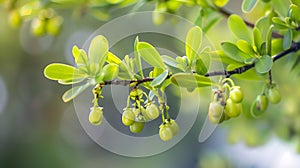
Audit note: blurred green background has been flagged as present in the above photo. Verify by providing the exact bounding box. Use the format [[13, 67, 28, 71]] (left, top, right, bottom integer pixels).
[[1, 0, 300, 167]]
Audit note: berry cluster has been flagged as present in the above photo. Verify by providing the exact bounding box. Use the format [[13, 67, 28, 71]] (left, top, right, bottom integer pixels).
[[208, 79, 244, 124], [89, 85, 179, 141], [251, 82, 281, 117]]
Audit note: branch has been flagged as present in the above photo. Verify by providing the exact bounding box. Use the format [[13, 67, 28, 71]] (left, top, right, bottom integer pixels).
[[217, 8, 283, 38], [103, 41, 300, 86], [205, 41, 300, 77]]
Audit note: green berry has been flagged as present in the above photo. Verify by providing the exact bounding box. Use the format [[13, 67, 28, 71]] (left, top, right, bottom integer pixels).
[[129, 122, 144, 134], [250, 95, 268, 117], [46, 16, 63, 36], [229, 86, 243, 103], [31, 18, 46, 36], [8, 10, 22, 28], [267, 87, 281, 104], [145, 103, 160, 120], [208, 102, 224, 124], [89, 107, 103, 126], [169, 119, 179, 136], [122, 108, 135, 126], [159, 124, 173, 141], [224, 99, 242, 118]]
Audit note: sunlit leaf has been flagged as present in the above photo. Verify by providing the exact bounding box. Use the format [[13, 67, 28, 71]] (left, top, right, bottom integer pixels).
[[44, 63, 86, 80], [221, 42, 251, 63], [253, 27, 263, 52], [213, 0, 229, 7], [151, 69, 168, 87], [58, 78, 85, 85], [186, 26, 202, 65], [242, 0, 258, 13], [72, 45, 89, 67], [236, 40, 255, 55], [255, 55, 273, 74], [88, 35, 109, 74], [107, 52, 122, 64], [137, 42, 166, 69], [171, 73, 217, 89], [134, 36, 144, 78], [62, 83, 90, 102], [101, 63, 119, 81], [228, 14, 251, 43]]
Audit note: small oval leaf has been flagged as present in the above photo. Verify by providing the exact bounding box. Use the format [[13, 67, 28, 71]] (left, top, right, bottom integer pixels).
[[171, 73, 217, 89], [151, 69, 168, 87], [242, 0, 258, 13], [88, 35, 109, 74], [137, 42, 166, 69], [186, 26, 203, 65], [255, 55, 273, 74], [62, 83, 90, 102], [228, 14, 251, 43], [44, 63, 85, 81]]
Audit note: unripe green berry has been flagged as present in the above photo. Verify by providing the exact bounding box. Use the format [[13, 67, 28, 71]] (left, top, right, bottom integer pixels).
[[250, 95, 268, 117], [145, 103, 160, 120], [159, 124, 173, 141], [122, 108, 135, 126], [224, 99, 242, 118], [169, 119, 179, 136], [89, 107, 103, 126], [8, 10, 22, 28], [229, 86, 243, 103], [208, 102, 225, 124], [46, 16, 63, 36], [267, 87, 281, 104], [31, 18, 46, 36], [129, 122, 145, 134]]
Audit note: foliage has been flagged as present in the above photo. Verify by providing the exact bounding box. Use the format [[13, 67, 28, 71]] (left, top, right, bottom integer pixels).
[[3, 0, 300, 149]]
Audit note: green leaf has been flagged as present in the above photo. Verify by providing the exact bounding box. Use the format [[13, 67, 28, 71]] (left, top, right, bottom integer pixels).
[[195, 58, 207, 75], [72, 45, 89, 68], [266, 25, 274, 55], [242, 0, 258, 13], [186, 26, 202, 65], [256, 16, 272, 41], [170, 73, 217, 89], [253, 27, 263, 52], [137, 42, 166, 69], [228, 14, 252, 43], [101, 63, 119, 81], [62, 83, 90, 102], [107, 52, 122, 64], [272, 17, 290, 30], [161, 55, 183, 73], [58, 78, 85, 85], [291, 0, 300, 7], [213, 0, 229, 7], [151, 69, 168, 87], [255, 55, 273, 74], [44, 63, 85, 80], [283, 29, 293, 50], [134, 36, 144, 78], [118, 62, 133, 80], [212, 50, 243, 65], [236, 40, 255, 55], [88, 35, 109, 74], [221, 42, 251, 63]]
